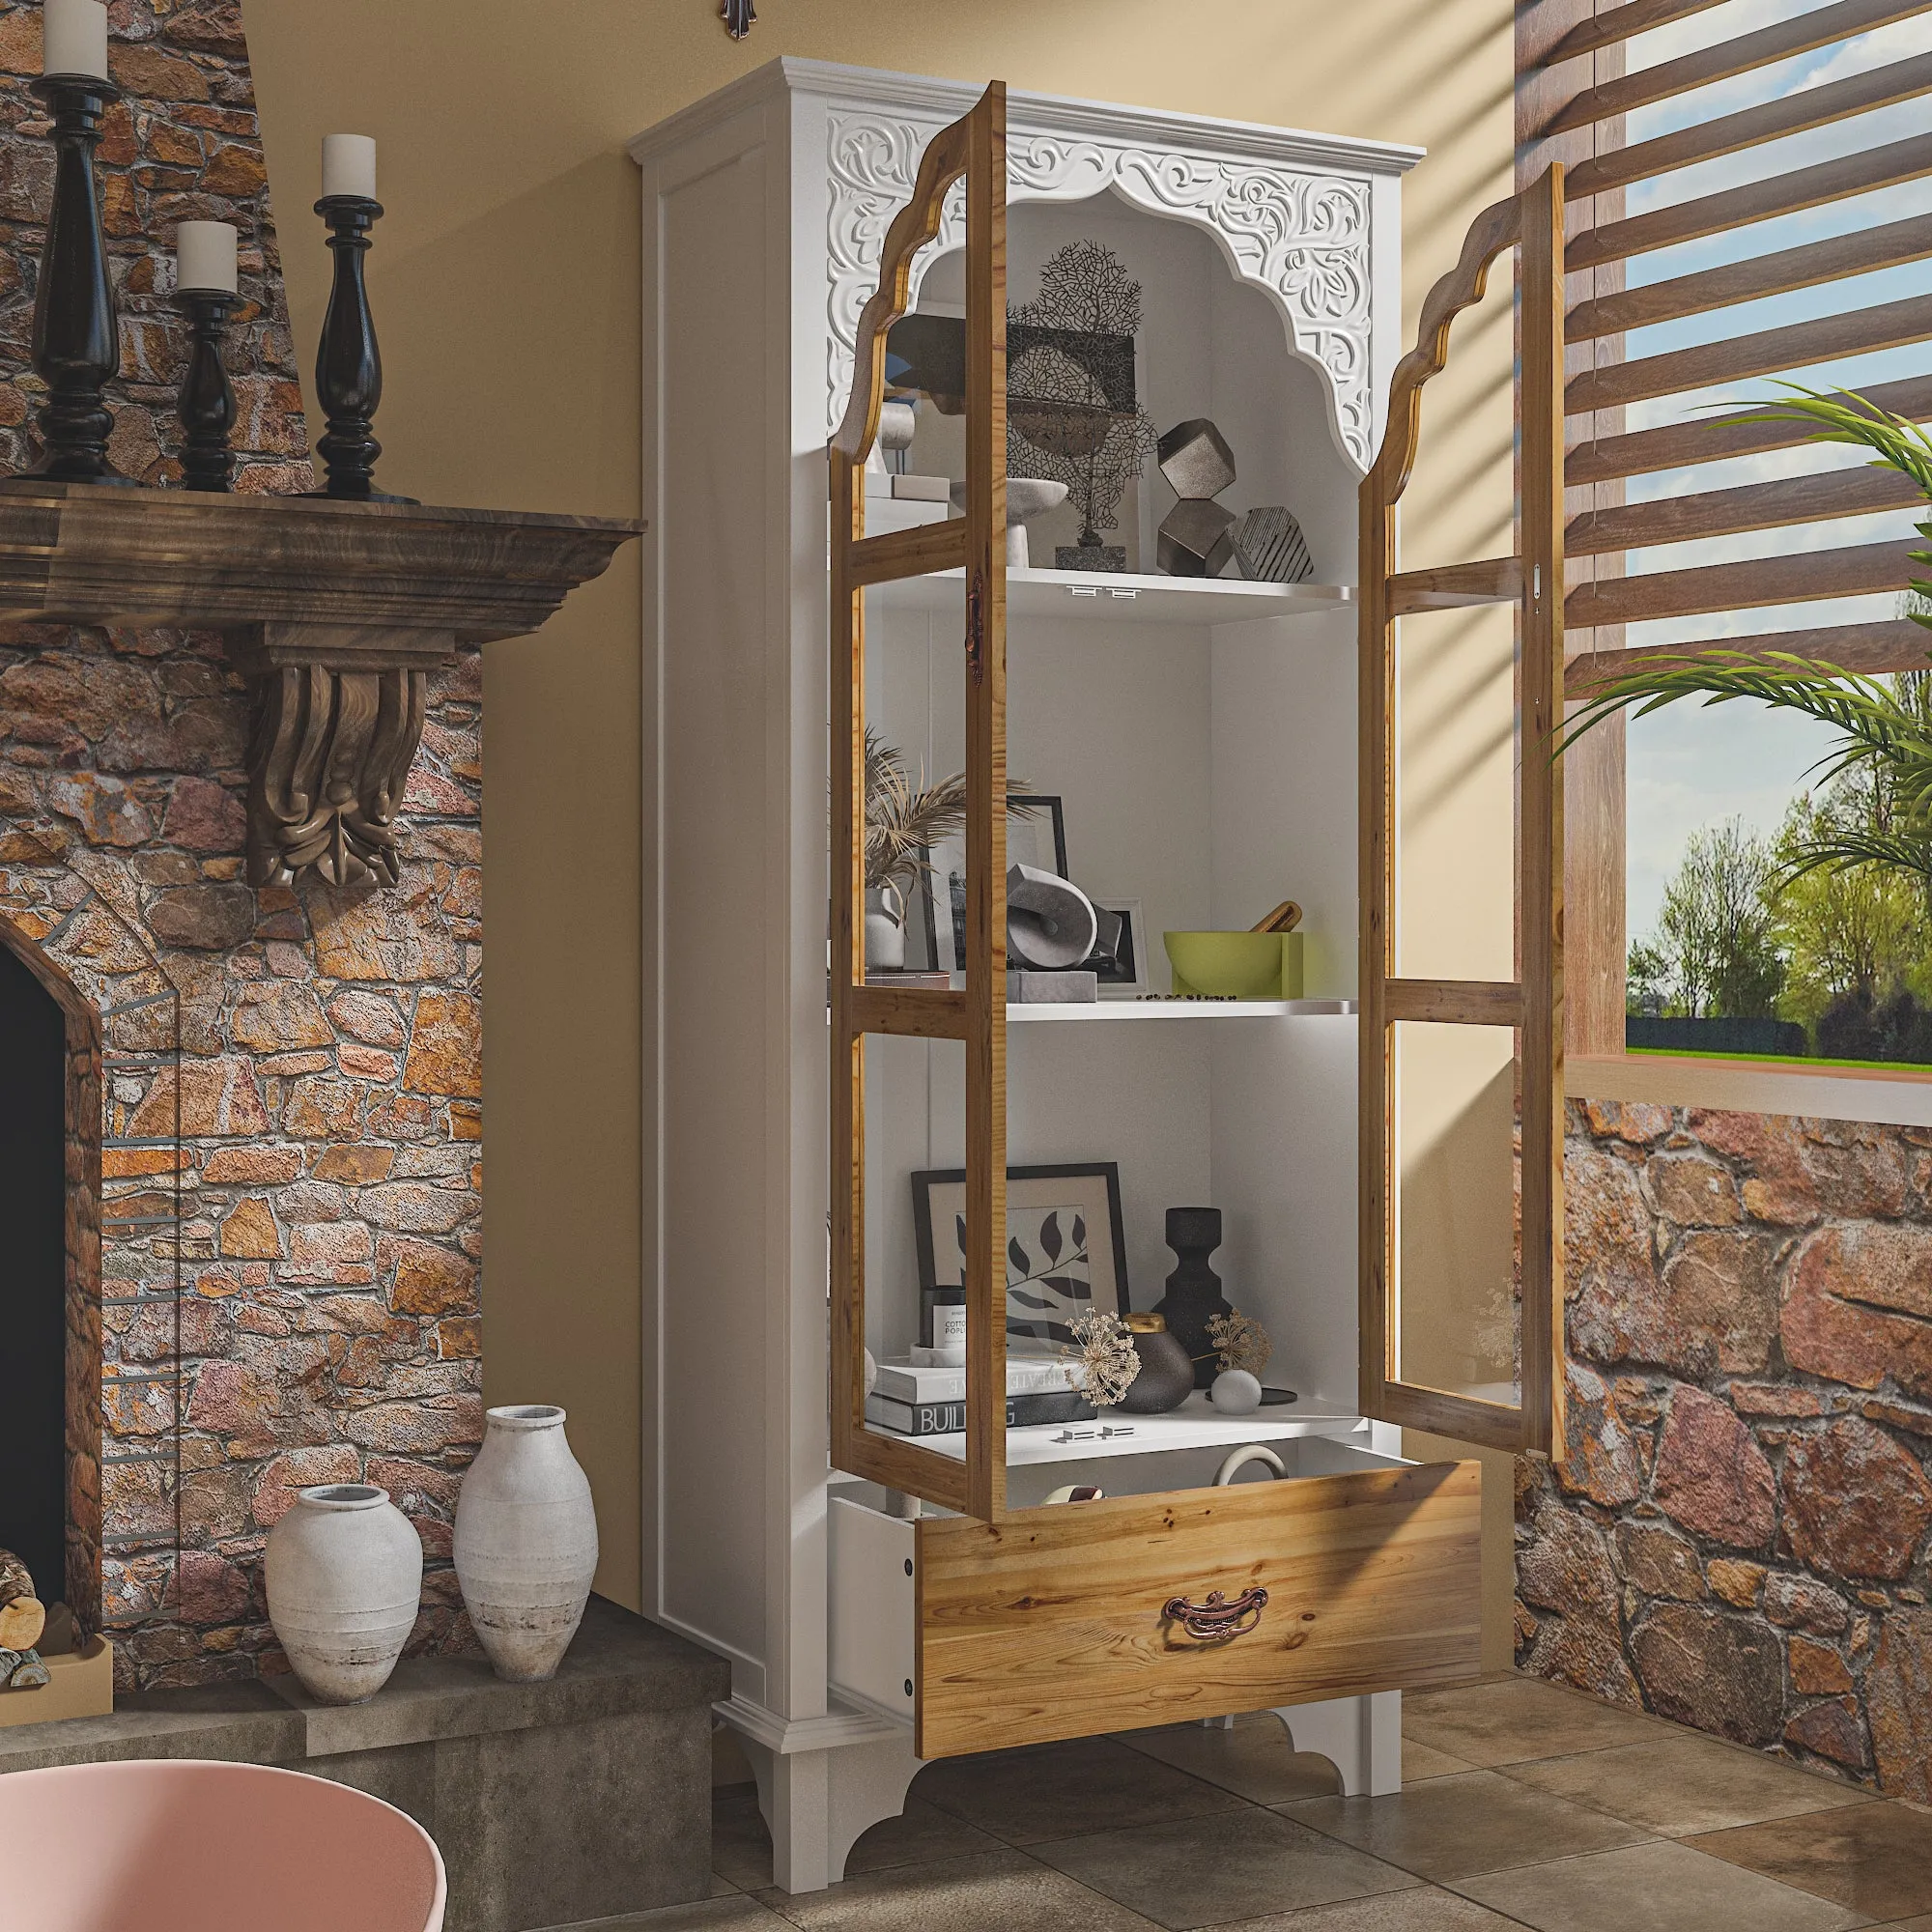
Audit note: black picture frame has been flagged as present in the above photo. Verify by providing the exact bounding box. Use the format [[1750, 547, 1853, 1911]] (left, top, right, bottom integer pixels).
[[1089, 898, 1143, 991], [911, 1160, 1130, 1349]]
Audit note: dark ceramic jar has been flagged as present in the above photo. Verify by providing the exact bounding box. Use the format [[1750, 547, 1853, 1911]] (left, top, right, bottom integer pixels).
[[1117, 1312, 1196, 1413], [1152, 1206, 1234, 1388]]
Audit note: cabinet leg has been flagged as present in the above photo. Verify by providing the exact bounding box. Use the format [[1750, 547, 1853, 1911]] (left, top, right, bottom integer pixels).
[[742, 1738, 832, 1893], [1275, 1690, 1401, 1797], [827, 1732, 926, 1885], [740, 1732, 924, 1893]]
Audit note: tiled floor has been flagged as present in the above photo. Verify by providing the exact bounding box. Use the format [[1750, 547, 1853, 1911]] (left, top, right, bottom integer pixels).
[[578, 1675, 1932, 1930]]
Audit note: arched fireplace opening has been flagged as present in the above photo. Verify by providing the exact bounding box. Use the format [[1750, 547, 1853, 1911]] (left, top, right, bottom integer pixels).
[[0, 937, 69, 1608]]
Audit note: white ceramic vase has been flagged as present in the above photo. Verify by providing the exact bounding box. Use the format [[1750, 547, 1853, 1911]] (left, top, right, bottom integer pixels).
[[265, 1483, 423, 1705], [454, 1404, 599, 1683], [864, 883, 906, 970]]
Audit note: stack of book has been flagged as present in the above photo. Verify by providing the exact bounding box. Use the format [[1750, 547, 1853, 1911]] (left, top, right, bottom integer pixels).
[[866, 1354, 1094, 1436]]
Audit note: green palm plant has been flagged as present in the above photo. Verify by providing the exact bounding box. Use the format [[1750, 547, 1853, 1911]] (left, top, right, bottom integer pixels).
[[1562, 385, 1932, 891]]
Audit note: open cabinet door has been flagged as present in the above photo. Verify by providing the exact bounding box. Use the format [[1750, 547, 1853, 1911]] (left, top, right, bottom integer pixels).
[[828, 83, 1010, 1520], [1359, 166, 1567, 1460]]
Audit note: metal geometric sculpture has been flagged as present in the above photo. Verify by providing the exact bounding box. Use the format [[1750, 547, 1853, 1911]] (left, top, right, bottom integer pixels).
[[1231, 504, 1315, 584], [1008, 242, 1157, 573], [1157, 497, 1236, 578], [1154, 414, 1237, 578], [1156, 419, 1236, 502]]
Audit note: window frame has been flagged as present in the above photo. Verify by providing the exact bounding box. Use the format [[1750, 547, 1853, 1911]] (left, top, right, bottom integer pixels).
[[1520, 0, 1932, 1128]]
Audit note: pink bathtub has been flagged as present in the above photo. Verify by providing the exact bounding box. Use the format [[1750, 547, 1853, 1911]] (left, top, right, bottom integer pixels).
[[0, 1758, 445, 1932]]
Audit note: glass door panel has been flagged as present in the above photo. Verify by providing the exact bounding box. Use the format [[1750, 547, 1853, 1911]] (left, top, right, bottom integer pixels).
[[1392, 1020, 1520, 1411]]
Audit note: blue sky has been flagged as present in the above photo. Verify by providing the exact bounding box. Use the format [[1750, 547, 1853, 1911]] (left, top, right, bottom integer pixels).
[[1612, 0, 1932, 937]]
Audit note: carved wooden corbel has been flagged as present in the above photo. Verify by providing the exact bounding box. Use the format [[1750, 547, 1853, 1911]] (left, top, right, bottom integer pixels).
[[227, 623, 451, 890]]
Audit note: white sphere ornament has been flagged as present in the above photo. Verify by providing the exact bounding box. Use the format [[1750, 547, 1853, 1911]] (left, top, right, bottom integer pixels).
[[1210, 1369, 1263, 1414], [455, 1404, 599, 1682], [266, 1483, 423, 1705]]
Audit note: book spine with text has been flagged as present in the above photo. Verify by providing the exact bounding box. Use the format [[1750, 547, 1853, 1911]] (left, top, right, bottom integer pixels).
[[864, 1390, 1096, 1435]]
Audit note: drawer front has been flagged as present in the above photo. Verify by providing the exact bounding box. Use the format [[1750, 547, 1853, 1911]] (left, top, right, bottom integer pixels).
[[915, 1459, 1481, 1757]]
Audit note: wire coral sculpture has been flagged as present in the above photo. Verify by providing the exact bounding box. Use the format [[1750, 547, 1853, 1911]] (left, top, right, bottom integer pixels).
[[1009, 241, 1157, 563]]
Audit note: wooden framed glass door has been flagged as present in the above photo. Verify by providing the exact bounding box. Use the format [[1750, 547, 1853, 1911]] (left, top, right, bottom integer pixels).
[[1358, 166, 1568, 1459], [829, 82, 1010, 1520]]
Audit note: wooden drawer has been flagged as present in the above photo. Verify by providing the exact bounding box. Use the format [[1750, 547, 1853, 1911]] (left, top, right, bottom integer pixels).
[[912, 1455, 1481, 1757]]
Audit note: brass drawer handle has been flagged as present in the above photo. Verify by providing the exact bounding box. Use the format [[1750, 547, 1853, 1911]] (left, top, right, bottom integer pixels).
[[1163, 1585, 1268, 1640]]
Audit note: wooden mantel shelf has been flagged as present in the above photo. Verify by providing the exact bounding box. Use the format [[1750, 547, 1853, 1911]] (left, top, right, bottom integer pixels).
[[0, 482, 641, 889], [0, 481, 639, 639]]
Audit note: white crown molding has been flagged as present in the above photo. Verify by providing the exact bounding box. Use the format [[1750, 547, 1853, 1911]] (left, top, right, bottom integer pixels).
[[629, 58, 1425, 181]]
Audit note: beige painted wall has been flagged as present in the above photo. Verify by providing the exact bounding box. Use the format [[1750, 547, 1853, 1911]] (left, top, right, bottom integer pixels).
[[243, 0, 1516, 1650]]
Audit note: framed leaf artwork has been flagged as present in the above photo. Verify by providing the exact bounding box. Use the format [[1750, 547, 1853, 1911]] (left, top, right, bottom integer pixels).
[[910, 1163, 1129, 1351]]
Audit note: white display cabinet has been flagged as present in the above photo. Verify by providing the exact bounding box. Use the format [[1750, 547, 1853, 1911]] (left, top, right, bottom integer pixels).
[[632, 60, 1466, 1892]]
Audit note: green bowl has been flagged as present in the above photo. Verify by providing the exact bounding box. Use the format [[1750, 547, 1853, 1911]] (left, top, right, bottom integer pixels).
[[1163, 930, 1299, 1000]]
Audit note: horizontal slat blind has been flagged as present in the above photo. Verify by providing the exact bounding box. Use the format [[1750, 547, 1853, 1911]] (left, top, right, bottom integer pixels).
[[1566, 465, 1923, 554], [1568, 618, 1929, 692], [1547, 0, 1929, 134], [1566, 372, 1932, 483], [1568, 131, 1932, 270], [1542, 0, 1725, 66], [1569, 213, 1932, 339], [1567, 539, 1920, 628], [1567, 292, 1932, 411], [1531, 0, 1932, 659], [1564, 49, 1932, 199]]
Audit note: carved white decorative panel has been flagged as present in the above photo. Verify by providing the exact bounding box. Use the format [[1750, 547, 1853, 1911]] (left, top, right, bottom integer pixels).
[[825, 108, 1376, 466]]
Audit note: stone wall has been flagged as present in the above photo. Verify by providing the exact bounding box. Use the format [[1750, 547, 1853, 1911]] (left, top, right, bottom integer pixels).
[[1520, 1099, 1932, 1800], [0, 2, 484, 1686]]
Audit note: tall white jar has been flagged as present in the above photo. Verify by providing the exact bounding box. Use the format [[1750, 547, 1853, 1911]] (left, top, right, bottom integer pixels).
[[265, 1483, 423, 1705], [454, 1405, 599, 1682]]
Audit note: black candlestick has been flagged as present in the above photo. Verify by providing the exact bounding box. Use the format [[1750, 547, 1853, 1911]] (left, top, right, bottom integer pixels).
[[18, 74, 134, 485], [175, 289, 238, 492], [308, 194, 413, 502]]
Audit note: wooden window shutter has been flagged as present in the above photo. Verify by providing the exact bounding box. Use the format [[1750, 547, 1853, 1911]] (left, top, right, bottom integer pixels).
[[1520, 0, 1932, 1054]]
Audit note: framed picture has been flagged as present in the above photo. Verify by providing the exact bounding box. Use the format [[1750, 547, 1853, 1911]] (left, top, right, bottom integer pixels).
[[920, 794, 1068, 975], [911, 1162, 1129, 1350], [1090, 897, 1147, 996]]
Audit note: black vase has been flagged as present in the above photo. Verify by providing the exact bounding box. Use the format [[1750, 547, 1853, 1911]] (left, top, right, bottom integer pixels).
[[1117, 1314, 1195, 1413], [1152, 1207, 1233, 1389]]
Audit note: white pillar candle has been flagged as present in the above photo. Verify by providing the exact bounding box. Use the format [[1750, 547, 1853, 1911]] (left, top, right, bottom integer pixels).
[[176, 220, 238, 295], [43, 0, 109, 79], [321, 133, 377, 201]]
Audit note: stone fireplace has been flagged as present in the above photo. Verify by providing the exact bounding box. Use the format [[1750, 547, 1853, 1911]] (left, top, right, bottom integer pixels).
[[0, 1, 488, 1686]]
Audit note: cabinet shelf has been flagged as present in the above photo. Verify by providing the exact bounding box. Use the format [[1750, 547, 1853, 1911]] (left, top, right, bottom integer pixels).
[[872, 565, 1354, 627], [1006, 998, 1356, 1021], [870, 1397, 1375, 1466]]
